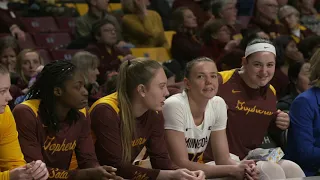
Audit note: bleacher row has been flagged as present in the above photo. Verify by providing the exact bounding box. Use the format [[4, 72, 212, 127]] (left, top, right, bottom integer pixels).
[[3, 2, 252, 64]]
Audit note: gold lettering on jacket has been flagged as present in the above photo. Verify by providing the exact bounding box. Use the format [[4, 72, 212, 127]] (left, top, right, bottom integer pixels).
[[49, 168, 69, 179], [132, 138, 146, 147], [132, 171, 148, 180], [43, 136, 76, 155], [235, 100, 273, 116]]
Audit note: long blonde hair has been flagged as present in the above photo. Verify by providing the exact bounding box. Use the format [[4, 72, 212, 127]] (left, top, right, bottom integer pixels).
[[16, 49, 44, 84], [309, 49, 320, 88], [117, 58, 162, 163], [71, 51, 99, 86]]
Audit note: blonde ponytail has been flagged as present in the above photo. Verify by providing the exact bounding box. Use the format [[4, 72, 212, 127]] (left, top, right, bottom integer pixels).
[[117, 58, 162, 163]]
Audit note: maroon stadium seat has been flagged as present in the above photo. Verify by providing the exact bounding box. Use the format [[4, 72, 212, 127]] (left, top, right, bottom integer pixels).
[[55, 17, 76, 32], [33, 33, 72, 49], [36, 49, 53, 65], [18, 33, 36, 49], [50, 49, 79, 61], [19, 17, 59, 33], [55, 17, 76, 38]]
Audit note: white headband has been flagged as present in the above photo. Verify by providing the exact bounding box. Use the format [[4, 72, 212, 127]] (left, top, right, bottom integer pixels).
[[245, 43, 276, 58]]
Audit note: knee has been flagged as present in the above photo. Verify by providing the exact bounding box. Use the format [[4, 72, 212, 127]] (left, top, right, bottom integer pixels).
[[278, 160, 305, 178], [257, 161, 286, 180]]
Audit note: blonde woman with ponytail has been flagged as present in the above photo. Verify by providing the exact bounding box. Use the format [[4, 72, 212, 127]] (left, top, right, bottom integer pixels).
[[89, 58, 205, 180]]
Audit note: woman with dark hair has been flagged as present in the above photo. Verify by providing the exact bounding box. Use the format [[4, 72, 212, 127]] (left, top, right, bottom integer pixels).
[[277, 61, 311, 112], [201, 19, 240, 70], [12, 60, 123, 180], [171, 7, 202, 70], [270, 35, 304, 99]]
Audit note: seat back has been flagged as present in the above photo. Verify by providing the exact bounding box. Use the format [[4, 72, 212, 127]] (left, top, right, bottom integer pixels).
[[130, 48, 171, 63], [33, 33, 72, 49], [50, 49, 80, 61], [19, 17, 59, 33]]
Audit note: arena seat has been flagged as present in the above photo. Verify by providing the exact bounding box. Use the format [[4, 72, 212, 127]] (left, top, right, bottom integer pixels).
[[164, 31, 176, 49], [19, 17, 59, 33], [130, 48, 171, 63], [33, 33, 72, 49]]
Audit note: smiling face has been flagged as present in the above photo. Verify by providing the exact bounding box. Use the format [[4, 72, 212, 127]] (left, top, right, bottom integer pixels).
[[185, 61, 219, 100], [243, 51, 276, 88], [0, 48, 16, 71]]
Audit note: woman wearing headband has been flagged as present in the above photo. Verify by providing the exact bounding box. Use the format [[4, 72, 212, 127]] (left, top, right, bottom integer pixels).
[[204, 38, 305, 179]]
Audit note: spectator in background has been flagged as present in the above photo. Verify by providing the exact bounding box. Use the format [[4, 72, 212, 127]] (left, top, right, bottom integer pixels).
[[277, 61, 311, 112], [121, 0, 168, 48], [86, 19, 132, 85], [171, 7, 201, 70], [271, 35, 304, 99], [296, 0, 320, 35], [201, 19, 240, 70], [0, 36, 19, 73], [0, 7, 25, 41], [285, 49, 320, 176], [15, 49, 44, 95], [211, 0, 243, 39], [76, 0, 128, 47], [71, 51, 102, 107], [298, 35, 320, 61], [172, 0, 213, 27], [279, 5, 314, 43], [248, 0, 284, 39]]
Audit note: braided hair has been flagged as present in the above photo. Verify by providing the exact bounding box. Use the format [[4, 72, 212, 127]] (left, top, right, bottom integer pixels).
[[26, 60, 80, 132]]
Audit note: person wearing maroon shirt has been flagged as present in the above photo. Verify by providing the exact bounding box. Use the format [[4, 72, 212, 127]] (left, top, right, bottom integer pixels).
[[172, 0, 213, 28], [89, 58, 205, 180], [201, 19, 240, 70], [204, 38, 305, 179], [12, 60, 123, 180], [171, 7, 202, 70], [271, 35, 304, 99], [248, 0, 284, 39], [278, 5, 314, 43], [86, 19, 132, 85]]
